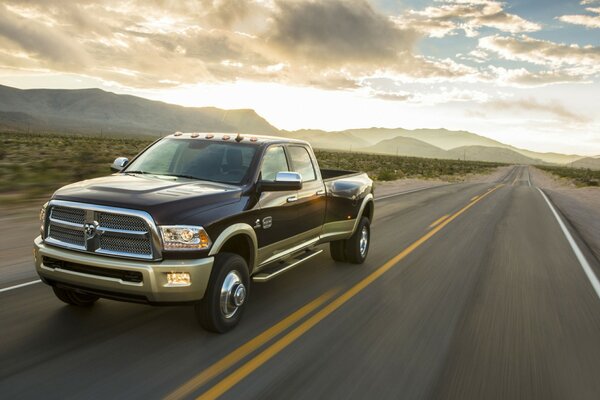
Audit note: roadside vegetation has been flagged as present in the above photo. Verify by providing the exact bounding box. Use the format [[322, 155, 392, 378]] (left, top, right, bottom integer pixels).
[[0, 132, 152, 205], [537, 165, 600, 187], [1, 132, 502, 206], [315, 150, 502, 181]]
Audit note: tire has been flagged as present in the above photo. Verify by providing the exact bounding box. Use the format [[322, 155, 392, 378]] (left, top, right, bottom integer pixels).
[[329, 240, 347, 262], [195, 253, 250, 333], [329, 217, 371, 264], [345, 217, 370, 264], [52, 287, 99, 307]]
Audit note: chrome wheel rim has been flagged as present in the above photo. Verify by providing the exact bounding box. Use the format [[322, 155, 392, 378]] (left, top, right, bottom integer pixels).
[[359, 225, 369, 257], [220, 270, 245, 319]]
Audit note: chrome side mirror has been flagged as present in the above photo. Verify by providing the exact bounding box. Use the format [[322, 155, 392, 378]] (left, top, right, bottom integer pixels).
[[111, 157, 129, 172], [260, 171, 303, 191]]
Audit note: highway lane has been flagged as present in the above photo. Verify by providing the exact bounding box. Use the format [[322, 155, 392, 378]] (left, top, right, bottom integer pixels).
[[1, 166, 600, 399]]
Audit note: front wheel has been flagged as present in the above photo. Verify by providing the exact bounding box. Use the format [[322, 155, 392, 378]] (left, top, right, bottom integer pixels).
[[195, 253, 249, 333]]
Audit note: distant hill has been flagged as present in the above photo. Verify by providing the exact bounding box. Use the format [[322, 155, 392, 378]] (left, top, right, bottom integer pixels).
[[278, 129, 371, 151], [446, 146, 544, 164], [0, 84, 278, 135], [570, 157, 600, 170], [0, 111, 41, 131], [0, 84, 591, 165], [365, 136, 447, 159], [283, 127, 578, 165]]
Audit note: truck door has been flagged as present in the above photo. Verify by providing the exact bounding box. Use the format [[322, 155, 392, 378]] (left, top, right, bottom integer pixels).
[[286, 145, 327, 240], [255, 145, 300, 264]]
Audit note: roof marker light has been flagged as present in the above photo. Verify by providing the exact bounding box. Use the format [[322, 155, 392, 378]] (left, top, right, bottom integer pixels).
[[222, 135, 231, 140], [250, 137, 258, 142], [174, 132, 182, 136], [191, 133, 199, 138], [205, 134, 214, 139]]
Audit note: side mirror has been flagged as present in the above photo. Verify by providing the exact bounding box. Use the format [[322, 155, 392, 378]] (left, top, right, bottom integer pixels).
[[111, 157, 129, 172], [260, 171, 302, 191]]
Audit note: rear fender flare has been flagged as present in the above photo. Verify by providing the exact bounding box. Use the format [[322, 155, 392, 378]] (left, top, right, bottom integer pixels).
[[351, 193, 374, 235]]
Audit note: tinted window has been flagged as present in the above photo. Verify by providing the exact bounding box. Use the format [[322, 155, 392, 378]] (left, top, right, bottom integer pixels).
[[124, 138, 257, 184], [288, 146, 316, 181], [260, 146, 289, 181]]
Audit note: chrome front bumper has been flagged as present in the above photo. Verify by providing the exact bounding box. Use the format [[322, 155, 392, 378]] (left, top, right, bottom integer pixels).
[[33, 236, 213, 303]]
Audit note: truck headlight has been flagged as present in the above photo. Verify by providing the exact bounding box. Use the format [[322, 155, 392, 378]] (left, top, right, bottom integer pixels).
[[159, 226, 212, 250], [39, 202, 48, 237]]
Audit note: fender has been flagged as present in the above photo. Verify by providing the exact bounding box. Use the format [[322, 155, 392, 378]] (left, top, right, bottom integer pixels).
[[208, 223, 258, 271], [351, 193, 374, 235]]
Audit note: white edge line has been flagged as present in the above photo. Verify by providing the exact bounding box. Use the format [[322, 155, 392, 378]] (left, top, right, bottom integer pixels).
[[376, 184, 450, 201], [537, 188, 600, 300], [0, 279, 42, 293]]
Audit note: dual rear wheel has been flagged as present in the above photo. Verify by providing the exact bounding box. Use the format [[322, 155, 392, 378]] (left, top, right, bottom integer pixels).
[[330, 216, 370, 264]]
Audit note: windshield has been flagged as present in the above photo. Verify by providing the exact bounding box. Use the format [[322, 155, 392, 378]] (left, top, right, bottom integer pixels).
[[124, 138, 257, 184]]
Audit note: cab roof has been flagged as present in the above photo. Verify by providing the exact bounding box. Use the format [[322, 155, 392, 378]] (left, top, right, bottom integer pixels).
[[164, 132, 309, 147]]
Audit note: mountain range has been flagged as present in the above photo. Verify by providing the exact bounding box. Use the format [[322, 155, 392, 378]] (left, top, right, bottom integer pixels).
[[0, 84, 597, 169]]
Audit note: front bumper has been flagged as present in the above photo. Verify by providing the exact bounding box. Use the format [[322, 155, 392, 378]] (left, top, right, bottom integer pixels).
[[33, 236, 213, 303]]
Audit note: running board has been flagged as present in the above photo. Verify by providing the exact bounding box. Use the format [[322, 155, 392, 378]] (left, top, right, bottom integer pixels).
[[252, 249, 324, 283]]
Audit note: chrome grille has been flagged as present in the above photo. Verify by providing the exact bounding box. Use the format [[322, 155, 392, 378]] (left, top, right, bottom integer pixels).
[[51, 207, 85, 224], [98, 213, 147, 232], [99, 233, 152, 255], [45, 202, 157, 260], [48, 224, 85, 247]]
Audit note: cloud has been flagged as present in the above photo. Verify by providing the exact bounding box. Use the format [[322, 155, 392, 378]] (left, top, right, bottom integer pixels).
[[487, 66, 590, 87], [558, 5, 600, 29], [478, 35, 600, 71], [396, 0, 541, 38], [0, 0, 593, 95], [484, 98, 591, 123], [0, 0, 479, 90], [0, 4, 89, 68], [268, 0, 417, 66]]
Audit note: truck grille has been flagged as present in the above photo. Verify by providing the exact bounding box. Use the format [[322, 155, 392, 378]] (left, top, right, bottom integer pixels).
[[45, 203, 158, 260]]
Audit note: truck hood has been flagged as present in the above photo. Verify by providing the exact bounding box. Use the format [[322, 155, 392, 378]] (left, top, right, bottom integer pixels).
[[52, 174, 243, 224]]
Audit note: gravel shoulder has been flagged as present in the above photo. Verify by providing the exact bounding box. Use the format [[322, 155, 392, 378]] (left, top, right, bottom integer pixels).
[[530, 166, 600, 263]]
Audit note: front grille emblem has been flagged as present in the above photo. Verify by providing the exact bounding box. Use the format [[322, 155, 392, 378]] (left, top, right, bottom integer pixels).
[[84, 219, 100, 251], [84, 222, 98, 237]]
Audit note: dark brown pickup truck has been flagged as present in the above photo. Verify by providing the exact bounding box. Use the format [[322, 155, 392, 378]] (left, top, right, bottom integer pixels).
[[34, 133, 374, 332]]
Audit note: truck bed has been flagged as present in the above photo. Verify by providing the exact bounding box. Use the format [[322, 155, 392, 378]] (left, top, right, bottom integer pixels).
[[320, 168, 364, 181]]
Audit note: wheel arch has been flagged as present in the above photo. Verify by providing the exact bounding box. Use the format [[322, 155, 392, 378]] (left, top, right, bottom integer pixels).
[[350, 194, 374, 235], [208, 223, 258, 273]]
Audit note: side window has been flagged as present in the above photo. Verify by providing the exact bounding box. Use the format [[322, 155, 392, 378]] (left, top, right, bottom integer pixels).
[[260, 146, 289, 181], [288, 146, 316, 182]]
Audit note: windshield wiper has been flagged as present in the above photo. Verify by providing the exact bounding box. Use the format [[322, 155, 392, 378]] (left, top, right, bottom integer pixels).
[[160, 173, 201, 180], [124, 170, 152, 175]]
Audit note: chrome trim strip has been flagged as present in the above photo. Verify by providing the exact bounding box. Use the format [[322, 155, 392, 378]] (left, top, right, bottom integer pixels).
[[45, 199, 162, 261], [45, 237, 85, 251], [97, 227, 148, 236], [258, 236, 320, 268], [48, 218, 85, 230], [253, 249, 323, 282]]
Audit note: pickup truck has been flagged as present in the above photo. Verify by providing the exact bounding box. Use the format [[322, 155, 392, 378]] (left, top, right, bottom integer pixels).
[[34, 133, 374, 332]]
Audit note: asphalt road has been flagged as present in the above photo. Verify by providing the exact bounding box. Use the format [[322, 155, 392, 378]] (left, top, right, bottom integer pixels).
[[2, 166, 600, 400]]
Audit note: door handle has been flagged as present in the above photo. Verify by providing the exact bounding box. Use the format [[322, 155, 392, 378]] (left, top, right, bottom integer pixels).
[[287, 195, 298, 203], [316, 189, 326, 196]]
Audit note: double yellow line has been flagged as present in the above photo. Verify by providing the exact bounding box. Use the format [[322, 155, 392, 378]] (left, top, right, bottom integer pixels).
[[167, 184, 503, 400]]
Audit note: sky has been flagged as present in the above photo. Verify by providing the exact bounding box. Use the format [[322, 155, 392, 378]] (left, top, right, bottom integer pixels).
[[0, 0, 599, 155]]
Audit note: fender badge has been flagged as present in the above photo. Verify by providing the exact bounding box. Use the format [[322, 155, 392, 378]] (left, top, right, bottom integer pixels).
[[262, 216, 273, 229]]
